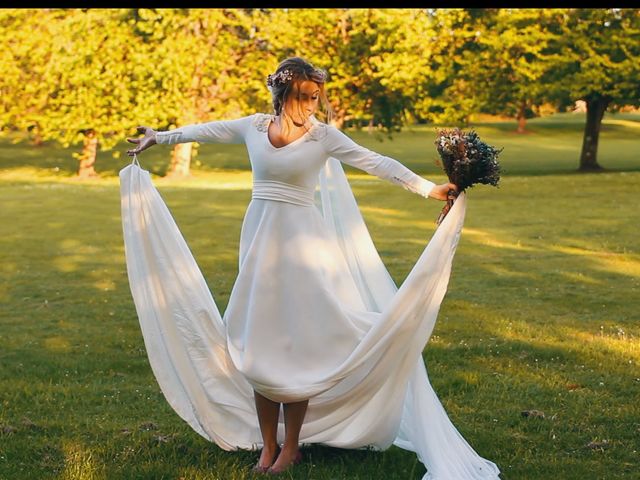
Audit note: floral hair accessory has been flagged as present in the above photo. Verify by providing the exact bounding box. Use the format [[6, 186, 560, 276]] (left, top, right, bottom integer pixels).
[[266, 69, 294, 88]]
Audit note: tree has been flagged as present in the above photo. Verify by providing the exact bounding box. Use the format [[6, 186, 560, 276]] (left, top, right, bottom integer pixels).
[[546, 8, 640, 170], [0, 9, 61, 147], [0, 9, 272, 178], [0, 9, 149, 178], [258, 8, 447, 134], [126, 8, 274, 177], [458, 9, 562, 133]]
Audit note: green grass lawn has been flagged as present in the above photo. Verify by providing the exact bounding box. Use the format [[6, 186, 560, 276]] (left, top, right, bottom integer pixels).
[[0, 113, 638, 479]]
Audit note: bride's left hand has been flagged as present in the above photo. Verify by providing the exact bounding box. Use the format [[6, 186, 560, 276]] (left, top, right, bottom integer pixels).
[[429, 182, 458, 201]]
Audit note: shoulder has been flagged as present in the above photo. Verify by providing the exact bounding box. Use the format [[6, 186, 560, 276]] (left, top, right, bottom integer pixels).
[[251, 113, 273, 132], [315, 122, 356, 149], [309, 118, 337, 143]]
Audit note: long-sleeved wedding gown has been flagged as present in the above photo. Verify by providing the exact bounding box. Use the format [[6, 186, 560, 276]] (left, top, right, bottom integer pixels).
[[119, 113, 501, 479]]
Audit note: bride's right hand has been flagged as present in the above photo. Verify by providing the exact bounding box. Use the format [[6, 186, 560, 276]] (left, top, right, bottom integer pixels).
[[429, 182, 458, 201], [127, 126, 157, 156]]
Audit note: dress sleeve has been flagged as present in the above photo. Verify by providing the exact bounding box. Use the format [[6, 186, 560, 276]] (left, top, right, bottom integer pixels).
[[322, 125, 436, 199], [155, 114, 255, 145]]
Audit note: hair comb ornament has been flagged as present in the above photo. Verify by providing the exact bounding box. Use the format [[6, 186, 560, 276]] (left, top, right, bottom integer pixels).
[[266, 69, 294, 88]]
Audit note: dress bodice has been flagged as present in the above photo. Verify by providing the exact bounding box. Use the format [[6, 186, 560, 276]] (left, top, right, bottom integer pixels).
[[245, 113, 330, 192]]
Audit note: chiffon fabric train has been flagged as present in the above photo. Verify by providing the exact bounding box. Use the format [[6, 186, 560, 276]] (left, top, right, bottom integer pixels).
[[119, 113, 501, 479]]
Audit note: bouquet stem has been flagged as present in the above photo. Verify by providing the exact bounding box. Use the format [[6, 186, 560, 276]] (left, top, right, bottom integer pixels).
[[436, 188, 459, 225]]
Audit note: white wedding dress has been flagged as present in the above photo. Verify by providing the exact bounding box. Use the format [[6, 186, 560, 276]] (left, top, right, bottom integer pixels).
[[119, 113, 501, 479]]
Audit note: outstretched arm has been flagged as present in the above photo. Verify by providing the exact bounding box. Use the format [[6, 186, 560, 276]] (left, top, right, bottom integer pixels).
[[127, 115, 255, 156], [323, 125, 456, 201]]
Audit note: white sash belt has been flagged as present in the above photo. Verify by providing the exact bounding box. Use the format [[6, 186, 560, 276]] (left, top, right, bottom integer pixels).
[[252, 180, 315, 206]]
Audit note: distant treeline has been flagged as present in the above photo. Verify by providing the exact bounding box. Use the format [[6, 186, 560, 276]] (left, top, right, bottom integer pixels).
[[1, 8, 638, 175]]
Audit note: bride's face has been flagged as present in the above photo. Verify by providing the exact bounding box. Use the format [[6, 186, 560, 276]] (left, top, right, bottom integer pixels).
[[283, 80, 320, 125]]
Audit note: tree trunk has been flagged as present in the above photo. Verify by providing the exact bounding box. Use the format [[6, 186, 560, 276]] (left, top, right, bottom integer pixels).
[[167, 143, 192, 177], [29, 125, 44, 146], [367, 118, 374, 134], [339, 11, 349, 42], [516, 100, 527, 133], [330, 107, 346, 129], [77, 130, 98, 178], [579, 96, 609, 171]]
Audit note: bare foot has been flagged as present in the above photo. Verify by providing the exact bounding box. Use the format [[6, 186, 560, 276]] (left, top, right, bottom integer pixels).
[[253, 443, 279, 473], [267, 447, 302, 474]]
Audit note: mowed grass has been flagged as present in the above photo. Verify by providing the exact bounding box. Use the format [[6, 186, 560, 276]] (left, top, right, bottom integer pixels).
[[0, 112, 638, 479]]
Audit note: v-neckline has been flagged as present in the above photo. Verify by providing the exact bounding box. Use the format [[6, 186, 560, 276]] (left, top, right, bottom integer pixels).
[[265, 116, 314, 150]]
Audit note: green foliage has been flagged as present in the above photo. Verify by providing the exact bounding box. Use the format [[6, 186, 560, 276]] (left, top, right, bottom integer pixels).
[[129, 9, 270, 127], [0, 8, 638, 171], [0, 9, 143, 152], [256, 9, 454, 133], [410, 8, 481, 125], [0, 9, 61, 142], [545, 8, 640, 109], [457, 9, 563, 120]]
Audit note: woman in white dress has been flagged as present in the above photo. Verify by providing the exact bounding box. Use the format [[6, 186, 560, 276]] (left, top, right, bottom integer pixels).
[[124, 57, 500, 479]]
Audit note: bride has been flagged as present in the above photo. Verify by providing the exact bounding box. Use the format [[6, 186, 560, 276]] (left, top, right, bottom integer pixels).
[[123, 56, 501, 478]]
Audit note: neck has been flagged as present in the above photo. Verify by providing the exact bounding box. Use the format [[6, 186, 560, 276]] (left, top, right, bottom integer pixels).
[[277, 115, 308, 130]]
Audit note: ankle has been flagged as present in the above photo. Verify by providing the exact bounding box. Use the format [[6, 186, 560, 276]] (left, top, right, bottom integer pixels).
[[279, 443, 299, 456], [262, 442, 279, 452]]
